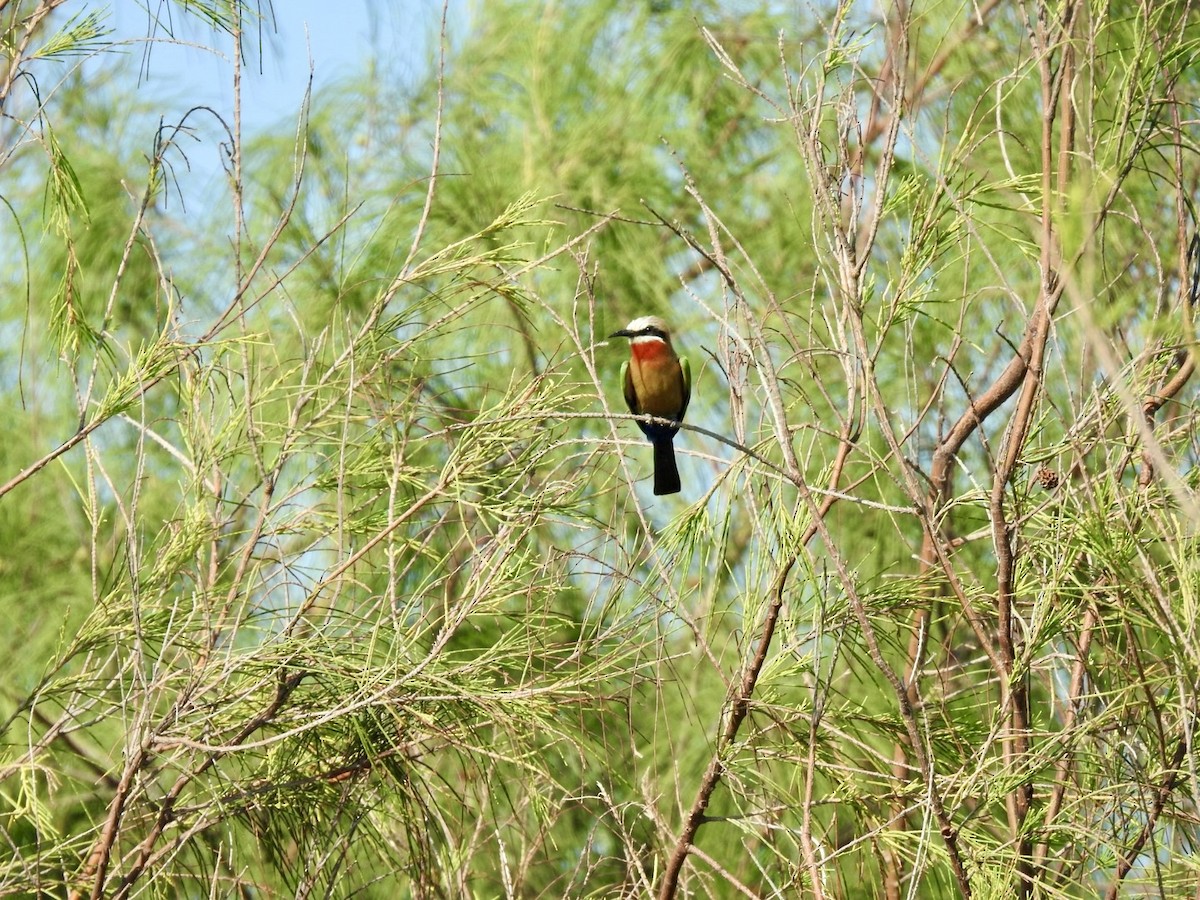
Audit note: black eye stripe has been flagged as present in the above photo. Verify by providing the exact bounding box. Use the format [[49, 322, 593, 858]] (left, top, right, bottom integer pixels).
[[640, 327, 668, 339]]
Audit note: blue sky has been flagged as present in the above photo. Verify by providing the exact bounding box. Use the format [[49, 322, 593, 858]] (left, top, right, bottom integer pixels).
[[107, 1, 453, 134], [76, 2, 467, 219]]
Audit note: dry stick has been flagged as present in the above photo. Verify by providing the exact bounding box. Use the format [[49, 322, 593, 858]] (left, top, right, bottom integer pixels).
[[668, 21, 980, 892], [1110, 273, 1200, 894], [230, 0, 270, 498], [400, 0, 450, 276], [819, 7, 979, 895], [988, 6, 1067, 891], [890, 349, 1023, 895], [104, 671, 306, 900], [901, 4, 1180, 891], [1103, 734, 1191, 900], [801, 344, 979, 898], [71, 738, 147, 900], [1031, 602, 1097, 874], [900, 0, 1005, 119], [841, 313, 977, 900], [798, 670, 828, 900], [850, 12, 924, 894], [685, 846, 762, 900], [199, 0, 260, 663], [791, 8, 978, 893], [1137, 91, 1198, 489], [655, 437, 854, 900]]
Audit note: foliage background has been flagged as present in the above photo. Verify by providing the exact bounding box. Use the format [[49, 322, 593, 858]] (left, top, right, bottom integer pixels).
[[2, 0, 1200, 898]]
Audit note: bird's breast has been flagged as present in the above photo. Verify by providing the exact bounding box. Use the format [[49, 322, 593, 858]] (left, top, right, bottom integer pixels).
[[628, 348, 685, 418]]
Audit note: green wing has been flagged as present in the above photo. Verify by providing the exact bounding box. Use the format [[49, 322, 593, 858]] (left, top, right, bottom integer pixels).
[[679, 356, 691, 421], [620, 359, 638, 414]]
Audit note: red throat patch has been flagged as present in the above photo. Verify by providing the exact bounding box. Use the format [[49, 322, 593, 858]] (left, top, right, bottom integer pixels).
[[630, 339, 672, 362]]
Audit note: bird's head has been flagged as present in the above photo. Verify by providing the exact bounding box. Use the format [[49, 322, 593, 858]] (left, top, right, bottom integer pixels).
[[609, 315, 673, 346]]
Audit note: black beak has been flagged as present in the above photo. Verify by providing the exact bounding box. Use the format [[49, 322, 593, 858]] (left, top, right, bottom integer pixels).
[[609, 329, 636, 339]]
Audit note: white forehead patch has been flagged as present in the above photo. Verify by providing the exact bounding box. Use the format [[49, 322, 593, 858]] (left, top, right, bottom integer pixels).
[[625, 315, 670, 333]]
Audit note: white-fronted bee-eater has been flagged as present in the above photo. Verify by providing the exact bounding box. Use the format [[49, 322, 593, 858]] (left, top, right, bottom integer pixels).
[[610, 316, 691, 495]]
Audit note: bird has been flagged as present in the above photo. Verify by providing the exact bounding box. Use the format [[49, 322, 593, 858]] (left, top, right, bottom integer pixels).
[[609, 315, 691, 495]]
